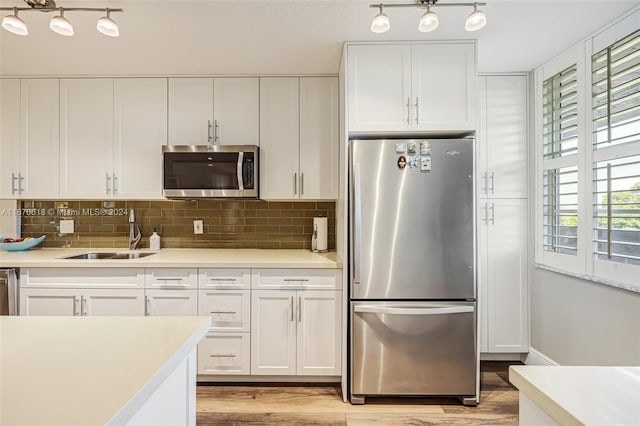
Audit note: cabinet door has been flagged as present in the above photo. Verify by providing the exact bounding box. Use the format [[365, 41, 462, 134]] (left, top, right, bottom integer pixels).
[[19, 288, 78, 316], [479, 199, 528, 353], [198, 332, 250, 375], [60, 79, 114, 199], [145, 290, 197, 316], [299, 77, 339, 200], [81, 289, 145, 316], [259, 78, 299, 200], [478, 75, 528, 199], [114, 78, 166, 199], [412, 43, 476, 131], [297, 290, 341, 375], [213, 78, 259, 146], [19, 79, 59, 199], [0, 78, 20, 198], [168, 78, 214, 145], [251, 290, 296, 375], [346, 44, 412, 132]]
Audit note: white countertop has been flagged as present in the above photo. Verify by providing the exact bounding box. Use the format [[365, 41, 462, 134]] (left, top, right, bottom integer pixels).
[[0, 316, 210, 426], [0, 248, 342, 269], [509, 365, 640, 426]]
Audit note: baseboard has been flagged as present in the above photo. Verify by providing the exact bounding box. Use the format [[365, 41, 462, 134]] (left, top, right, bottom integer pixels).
[[524, 348, 559, 366], [480, 353, 526, 361], [197, 375, 341, 383]]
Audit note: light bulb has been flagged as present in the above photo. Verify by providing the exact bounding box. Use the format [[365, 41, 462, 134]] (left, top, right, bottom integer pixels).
[[50, 8, 74, 36], [1, 8, 28, 36], [97, 9, 119, 37], [418, 8, 438, 33], [465, 6, 486, 32], [371, 9, 390, 33]]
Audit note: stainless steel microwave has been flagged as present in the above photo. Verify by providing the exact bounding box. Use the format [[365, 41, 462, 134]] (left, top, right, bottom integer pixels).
[[162, 145, 259, 198]]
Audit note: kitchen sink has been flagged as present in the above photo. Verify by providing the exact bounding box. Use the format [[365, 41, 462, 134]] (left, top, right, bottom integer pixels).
[[60, 252, 156, 260]]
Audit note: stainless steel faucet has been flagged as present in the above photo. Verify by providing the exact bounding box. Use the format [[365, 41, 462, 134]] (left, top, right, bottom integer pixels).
[[129, 208, 141, 250]]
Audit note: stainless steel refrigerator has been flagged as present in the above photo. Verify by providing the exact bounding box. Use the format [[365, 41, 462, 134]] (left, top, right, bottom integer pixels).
[[349, 138, 478, 406]]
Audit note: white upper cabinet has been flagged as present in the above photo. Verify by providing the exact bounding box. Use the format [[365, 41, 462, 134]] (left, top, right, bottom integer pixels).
[[477, 75, 528, 199], [60, 78, 114, 199], [168, 77, 259, 146], [114, 78, 167, 199], [299, 77, 339, 199], [346, 42, 476, 133], [260, 77, 339, 200], [60, 78, 166, 199], [213, 78, 259, 146], [260, 77, 300, 200], [0, 79, 59, 199], [0, 79, 21, 199]]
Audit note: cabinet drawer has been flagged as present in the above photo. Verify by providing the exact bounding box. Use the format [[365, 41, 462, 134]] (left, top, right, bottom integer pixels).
[[198, 289, 250, 332], [145, 268, 197, 289], [21, 268, 144, 289], [198, 332, 250, 375], [198, 268, 251, 289], [252, 269, 342, 289]]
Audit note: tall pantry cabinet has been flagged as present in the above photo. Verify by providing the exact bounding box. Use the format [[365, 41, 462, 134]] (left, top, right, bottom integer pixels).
[[477, 75, 529, 354]]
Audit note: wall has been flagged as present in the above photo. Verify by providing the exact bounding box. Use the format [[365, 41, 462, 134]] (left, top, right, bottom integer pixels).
[[19, 200, 335, 250], [530, 269, 640, 365]]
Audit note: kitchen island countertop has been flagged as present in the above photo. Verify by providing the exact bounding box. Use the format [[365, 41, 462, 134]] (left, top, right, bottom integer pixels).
[[0, 248, 342, 269], [0, 316, 211, 425]]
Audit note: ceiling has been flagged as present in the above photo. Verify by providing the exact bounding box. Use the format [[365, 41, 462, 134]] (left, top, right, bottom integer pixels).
[[0, 0, 638, 76]]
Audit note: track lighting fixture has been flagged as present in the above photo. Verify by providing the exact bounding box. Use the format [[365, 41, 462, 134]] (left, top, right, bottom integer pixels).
[[370, 0, 486, 34], [0, 0, 123, 37]]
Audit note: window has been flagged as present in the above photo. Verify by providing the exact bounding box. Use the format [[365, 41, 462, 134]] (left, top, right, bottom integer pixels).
[[591, 29, 640, 268], [536, 18, 640, 290], [541, 65, 579, 257]]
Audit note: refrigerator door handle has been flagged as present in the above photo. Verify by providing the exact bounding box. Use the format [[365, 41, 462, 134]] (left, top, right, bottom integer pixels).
[[354, 305, 474, 315], [353, 162, 362, 284]]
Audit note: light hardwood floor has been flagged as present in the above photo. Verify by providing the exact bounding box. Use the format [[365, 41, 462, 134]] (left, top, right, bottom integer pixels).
[[197, 361, 520, 425]]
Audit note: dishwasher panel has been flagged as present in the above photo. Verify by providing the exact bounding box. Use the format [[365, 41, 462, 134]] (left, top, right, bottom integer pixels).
[[350, 301, 477, 398]]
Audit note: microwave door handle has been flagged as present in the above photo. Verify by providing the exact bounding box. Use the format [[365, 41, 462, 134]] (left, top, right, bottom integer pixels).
[[237, 151, 244, 191], [354, 305, 474, 315]]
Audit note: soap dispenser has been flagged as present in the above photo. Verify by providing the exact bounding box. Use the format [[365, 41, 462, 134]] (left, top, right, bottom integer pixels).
[[150, 228, 161, 250]]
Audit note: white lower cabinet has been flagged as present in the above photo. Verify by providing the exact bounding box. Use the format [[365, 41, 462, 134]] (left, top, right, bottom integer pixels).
[[145, 290, 197, 316], [198, 332, 251, 375], [478, 199, 529, 353], [20, 287, 144, 316], [251, 289, 341, 376]]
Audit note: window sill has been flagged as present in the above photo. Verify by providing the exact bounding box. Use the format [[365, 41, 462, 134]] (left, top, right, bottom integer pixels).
[[533, 263, 640, 294]]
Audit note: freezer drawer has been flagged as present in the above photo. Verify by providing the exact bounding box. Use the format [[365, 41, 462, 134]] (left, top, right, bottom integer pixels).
[[351, 301, 477, 399]]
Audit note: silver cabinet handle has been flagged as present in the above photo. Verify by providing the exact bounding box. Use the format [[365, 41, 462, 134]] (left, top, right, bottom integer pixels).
[[210, 310, 237, 314], [73, 296, 80, 316], [209, 277, 237, 282], [214, 120, 220, 144], [210, 353, 236, 358], [106, 173, 111, 195], [208, 120, 213, 143], [293, 173, 297, 195], [18, 173, 24, 194], [283, 278, 310, 282], [490, 172, 495, 194], [145, 296, 151, 316], [290, 296, 294, 322], [483, 203, 488, 225], [300, 173, 304, 195], [406, 97, 410, 125], [154, 277, 183, 281], [81, 296, 87, 316], [11, 172, 17, 195], [298, 296, 302, 322], [489, 203, 495, 225], [112, 173, 117, 194], [482, 172, 488, 193], [414, 97, 419, 125]]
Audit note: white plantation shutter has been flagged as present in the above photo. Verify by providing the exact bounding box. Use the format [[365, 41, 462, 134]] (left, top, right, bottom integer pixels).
[[591, 29, 640, 268]]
